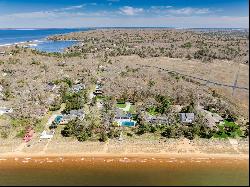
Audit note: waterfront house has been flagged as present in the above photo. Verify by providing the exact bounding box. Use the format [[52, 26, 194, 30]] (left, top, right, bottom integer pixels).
[[60, 109, 85, 124], [179, 113, 195, 123], [69, 109, 85, 120], [146, 116, 169, 125], [141, 111, 170, 125], [114, 108, 136, 127], [40, 130, 54, 139], [197, 106, 224, 128], [204, 111, 224, 128]]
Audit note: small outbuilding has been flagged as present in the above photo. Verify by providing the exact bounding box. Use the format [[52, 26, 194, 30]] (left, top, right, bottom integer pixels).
[[40, 130, 54, 139]]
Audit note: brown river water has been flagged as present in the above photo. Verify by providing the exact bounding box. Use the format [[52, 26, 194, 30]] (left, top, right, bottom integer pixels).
[[0, 157, 248, 186]]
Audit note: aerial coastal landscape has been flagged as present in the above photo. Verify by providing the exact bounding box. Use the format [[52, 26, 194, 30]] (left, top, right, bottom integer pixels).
[[0, 0, 249, 186]]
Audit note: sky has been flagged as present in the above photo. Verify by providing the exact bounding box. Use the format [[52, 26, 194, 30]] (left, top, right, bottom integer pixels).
[[0, 0, 248, 28]]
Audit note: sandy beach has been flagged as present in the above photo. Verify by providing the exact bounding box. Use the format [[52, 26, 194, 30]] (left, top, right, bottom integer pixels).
[[0, 135, 248, 160]]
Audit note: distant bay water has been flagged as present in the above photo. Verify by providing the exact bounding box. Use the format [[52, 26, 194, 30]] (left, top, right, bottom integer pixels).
[[0, 28, 92, 52], [0, 27, 247, 53]]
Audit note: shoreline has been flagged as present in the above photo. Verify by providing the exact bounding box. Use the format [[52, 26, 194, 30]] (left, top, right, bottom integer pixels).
[[0, 152, 248, 160]]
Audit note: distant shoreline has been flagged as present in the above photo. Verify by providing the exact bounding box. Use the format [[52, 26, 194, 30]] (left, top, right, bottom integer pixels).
[[0, 27, 248, 30]]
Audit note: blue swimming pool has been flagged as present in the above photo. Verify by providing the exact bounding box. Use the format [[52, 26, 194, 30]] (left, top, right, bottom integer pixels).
[[54, 115, 63, 124], [121, 121, 136, 127]]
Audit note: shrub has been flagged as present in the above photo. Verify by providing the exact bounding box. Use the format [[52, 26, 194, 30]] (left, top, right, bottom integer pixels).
[[107, 128, 120, 138], [99, 131, 108, 142], [0, 129, 9, 139], [77, 132, 89, 141], [181, 42, 192, 48], [62, 77, 73, 87], [136, 123, 151, 135], [127, 132, 133, 137], [16, 129, 25, 138], [49, 103, 61, 111], [213, 120, 242, 139]]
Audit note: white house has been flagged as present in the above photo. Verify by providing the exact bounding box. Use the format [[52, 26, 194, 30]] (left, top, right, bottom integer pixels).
[[40, 130, 54, 139], [0, 107, 13, 115]]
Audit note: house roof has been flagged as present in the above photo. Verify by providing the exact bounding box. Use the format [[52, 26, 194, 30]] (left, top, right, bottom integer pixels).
[[179, 113, 195, 122], [68, 109, 84, 116], [72, 83, 85, 90], [196, 106, 223, 128], [115, 108, 131, 118]]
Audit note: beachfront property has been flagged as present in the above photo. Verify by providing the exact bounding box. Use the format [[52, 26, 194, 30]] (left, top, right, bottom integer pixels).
[[60, 109, 85, 124], [145, 115, 169, 125], [199, 108, 224, 128], [40, 130, 55, 139], [114, 108, 136, 127], [179, 113, 195, 123], [0, 107, 13, 115], [204, 111, 224, 128]]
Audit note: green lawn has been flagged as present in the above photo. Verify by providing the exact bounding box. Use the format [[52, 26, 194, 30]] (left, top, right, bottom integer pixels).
[[213, 120, 243, 139], [147, 107, 159, 116], [116, 103, 126, 108], [129, 105, 136, 113]]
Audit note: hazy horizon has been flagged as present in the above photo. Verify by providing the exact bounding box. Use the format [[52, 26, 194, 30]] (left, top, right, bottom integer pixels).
[[0, 27, 249, 29], [0, 0, 248, 28]]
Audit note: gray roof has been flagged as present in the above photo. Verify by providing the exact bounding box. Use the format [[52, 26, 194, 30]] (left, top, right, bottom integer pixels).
[[63, 109, 85, 121], [115, 108, 131, 119], [203, 111, 223, 128], [147, 116, 169, 124], [69, 109, 84, 116], [72, 83, 85, 92], [196, 106, 223, 128], [179, 113, 195, 123]]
